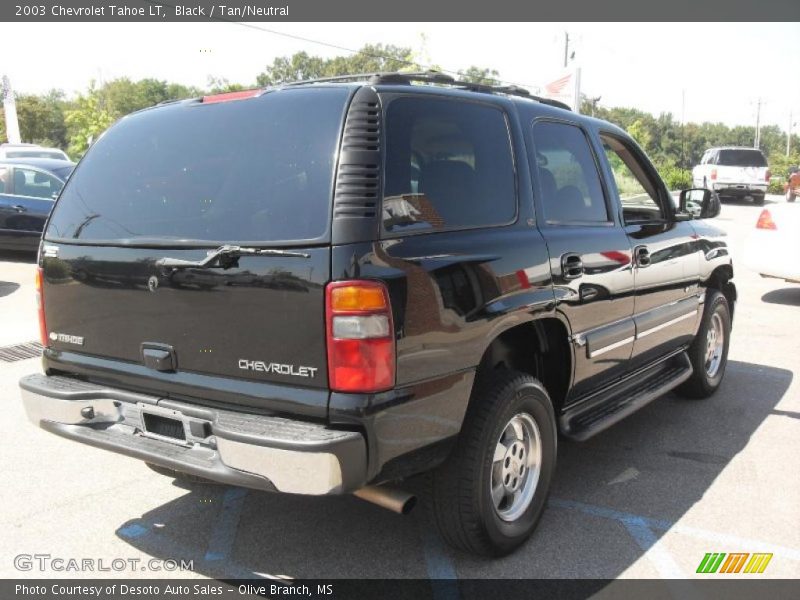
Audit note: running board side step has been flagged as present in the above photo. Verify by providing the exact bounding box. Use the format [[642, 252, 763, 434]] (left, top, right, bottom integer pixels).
[[560, 351, 693, 441]]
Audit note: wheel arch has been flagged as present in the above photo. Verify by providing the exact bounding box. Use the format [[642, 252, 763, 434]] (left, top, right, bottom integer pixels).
[[474, 317, 572, 415], [706, 264, 736, 319]]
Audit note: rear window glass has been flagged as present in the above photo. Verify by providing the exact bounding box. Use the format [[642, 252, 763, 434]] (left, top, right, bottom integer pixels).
[[46, 88, 349, 245], [716, 149, 767, 167], [382, 97, 516, 233], [7, 151, 66, 159]]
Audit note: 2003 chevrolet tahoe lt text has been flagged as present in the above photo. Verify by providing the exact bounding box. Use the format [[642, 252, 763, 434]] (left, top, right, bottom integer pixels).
[[19, 72, 735, 557]]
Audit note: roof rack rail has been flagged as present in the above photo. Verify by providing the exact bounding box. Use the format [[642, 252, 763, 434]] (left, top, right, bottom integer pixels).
[[278, 71, 572, 111]]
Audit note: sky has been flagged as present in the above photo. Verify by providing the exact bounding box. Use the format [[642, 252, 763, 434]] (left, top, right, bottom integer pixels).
[[1, 21, 799, 129]]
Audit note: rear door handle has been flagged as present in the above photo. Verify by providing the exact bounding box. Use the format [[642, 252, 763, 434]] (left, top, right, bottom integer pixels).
[[561, 252, 584, 280], [11, 204, 28, 213], [635, 245, 651, 268]]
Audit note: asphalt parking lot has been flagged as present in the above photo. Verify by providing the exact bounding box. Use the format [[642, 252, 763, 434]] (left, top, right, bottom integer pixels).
[[0, 197, 798, 583]]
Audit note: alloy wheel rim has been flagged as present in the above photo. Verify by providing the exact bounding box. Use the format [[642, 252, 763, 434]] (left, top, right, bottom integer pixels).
[[705, 312, 725, 377], [490, 412, 542, 522]]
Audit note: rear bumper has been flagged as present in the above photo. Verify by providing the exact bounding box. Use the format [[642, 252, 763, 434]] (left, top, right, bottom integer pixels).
[[712, 183, 767, 196], [19, 373, 367, 495]]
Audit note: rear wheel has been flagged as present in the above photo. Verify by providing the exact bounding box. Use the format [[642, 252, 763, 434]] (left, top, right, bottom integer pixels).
[[431, 370, 556, 556], [788, 190, 796, 203], [676, 290, 731, 399], [753, 193, 765, 206]]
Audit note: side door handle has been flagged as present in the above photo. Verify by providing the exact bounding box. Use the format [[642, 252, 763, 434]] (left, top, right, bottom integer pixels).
[[11, 204, 28, 213], [635, 245, 651, 268], [561, 252, 584, 280]]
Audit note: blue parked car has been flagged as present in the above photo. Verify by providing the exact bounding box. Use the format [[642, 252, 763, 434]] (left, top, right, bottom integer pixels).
[[0, 157, 75, 251]]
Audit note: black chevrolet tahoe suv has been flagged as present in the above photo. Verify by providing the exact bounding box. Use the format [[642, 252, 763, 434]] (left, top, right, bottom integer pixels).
[[19, 72, 735, 557]]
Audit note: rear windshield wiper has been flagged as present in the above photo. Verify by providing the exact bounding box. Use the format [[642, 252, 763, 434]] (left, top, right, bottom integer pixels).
[[156, 244, 310, 270]]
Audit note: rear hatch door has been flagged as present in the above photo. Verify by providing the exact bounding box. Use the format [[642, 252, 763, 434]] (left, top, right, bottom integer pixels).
[[715, 148, 768, 184], [41, 87, 352, 411]]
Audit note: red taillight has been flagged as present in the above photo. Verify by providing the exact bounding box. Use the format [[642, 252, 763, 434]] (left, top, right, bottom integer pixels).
[[765, 169, 771, 182], [201, 89, 262, 104], [710, 169, 717, 181], [756, 209, 777, 230], [326, 281, 395, 393], [35, 268, 48, 346]]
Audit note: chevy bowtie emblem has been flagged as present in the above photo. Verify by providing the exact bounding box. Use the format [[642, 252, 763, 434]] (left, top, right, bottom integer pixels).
[[147, 276, 159, 292]]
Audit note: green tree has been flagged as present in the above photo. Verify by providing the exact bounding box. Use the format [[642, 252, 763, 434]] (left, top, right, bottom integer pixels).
[[206, 76, 248, 94], [14, 90, 69, 148], [457, 66, 501, 85], [255, 44, 419, 86], [64, 84, 115, 158], [768, 149, 800, 179], [627, 119, 653, 153], [100, 77, 200, 116]]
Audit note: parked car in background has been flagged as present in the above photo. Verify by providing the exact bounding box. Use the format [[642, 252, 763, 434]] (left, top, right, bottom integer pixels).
[[0, 142, 70, 161], [692, 147, 769, 205], [785, 167, 799, 203], [743, 205, 800, 283], [0, 157, 75, 250]]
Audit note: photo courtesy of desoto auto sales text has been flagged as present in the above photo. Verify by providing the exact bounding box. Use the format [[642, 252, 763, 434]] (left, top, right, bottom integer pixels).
[[0, 1, 798, 598]]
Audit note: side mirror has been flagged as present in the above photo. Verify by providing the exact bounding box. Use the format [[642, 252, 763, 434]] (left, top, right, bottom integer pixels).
[[679, 188, 720, 220]]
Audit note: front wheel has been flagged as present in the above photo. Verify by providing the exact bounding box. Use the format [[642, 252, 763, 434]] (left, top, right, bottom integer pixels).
[[788, 190, 796, 203], [676, 290, 731, 399], [431, 370, 556, 556]]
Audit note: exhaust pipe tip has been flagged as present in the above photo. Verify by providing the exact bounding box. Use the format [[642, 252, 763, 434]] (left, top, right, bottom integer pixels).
[[353, 485, 417, 515], [399, 494, 417, 515]]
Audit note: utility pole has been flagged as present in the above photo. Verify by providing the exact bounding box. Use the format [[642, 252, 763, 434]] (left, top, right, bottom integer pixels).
[[754, 97, 762, 149], [1, 75, 21, 144], [681, 89, 686, 168], [589, 96, 601, 117], [563, 32, 570, 68]]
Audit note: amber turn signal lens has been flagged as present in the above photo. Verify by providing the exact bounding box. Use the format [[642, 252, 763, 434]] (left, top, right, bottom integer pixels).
[[330, 285, 387, 311]]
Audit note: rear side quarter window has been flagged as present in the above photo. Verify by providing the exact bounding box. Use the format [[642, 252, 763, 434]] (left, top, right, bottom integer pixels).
[[382, 96, 516, 234]]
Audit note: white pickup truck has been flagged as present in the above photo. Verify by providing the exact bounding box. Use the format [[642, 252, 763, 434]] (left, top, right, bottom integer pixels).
[[692, 147, 769, 205]]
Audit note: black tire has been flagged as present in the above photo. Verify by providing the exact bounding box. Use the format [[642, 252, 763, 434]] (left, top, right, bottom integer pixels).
[[788, 191, 796, 203], [676, 290, 731, 399], [753, 193, 765, 206], [430, 370, 556, 556]]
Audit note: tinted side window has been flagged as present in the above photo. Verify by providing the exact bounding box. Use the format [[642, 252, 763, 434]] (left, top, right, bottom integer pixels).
[[532, 121, 609, 224], [13, 168, 62, 199], [601, 134, 665, 223], [383, 97, 516, 233]]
